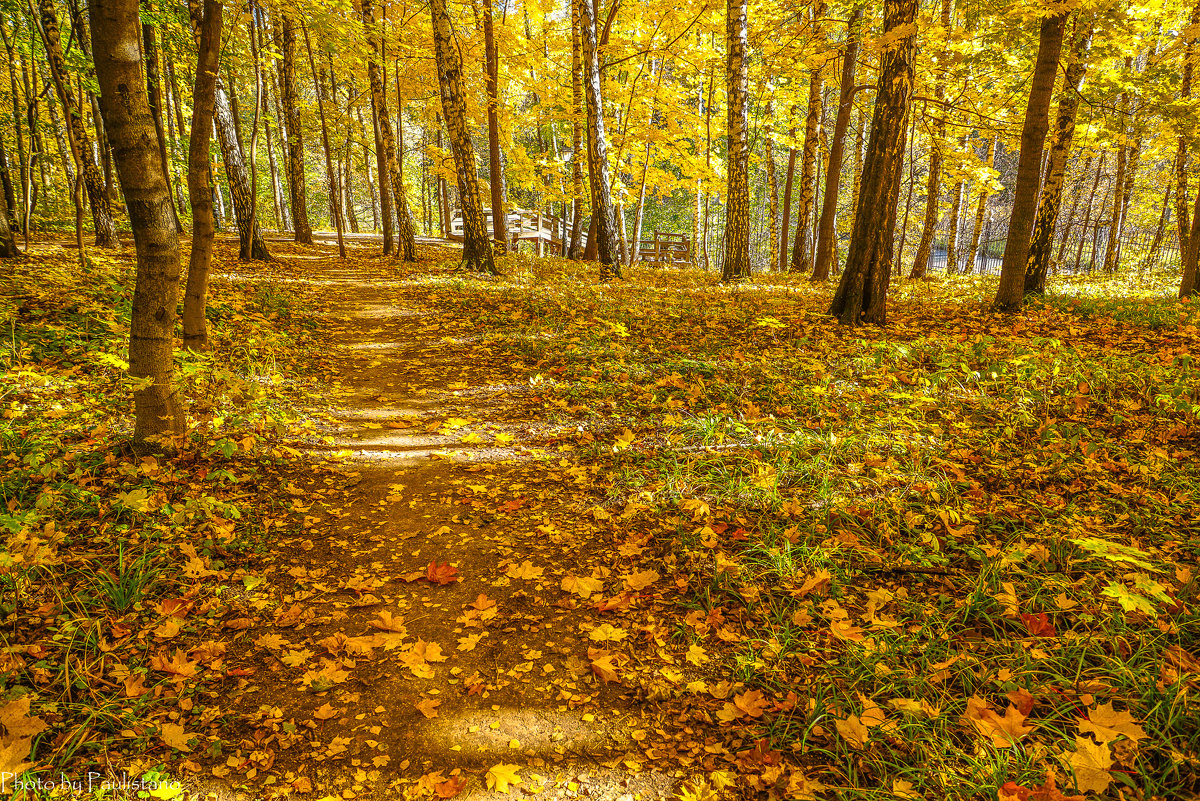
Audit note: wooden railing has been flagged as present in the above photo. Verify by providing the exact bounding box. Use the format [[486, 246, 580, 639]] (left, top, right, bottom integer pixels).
[[450, 212, 691, 265], [637, 231, 691, 266]]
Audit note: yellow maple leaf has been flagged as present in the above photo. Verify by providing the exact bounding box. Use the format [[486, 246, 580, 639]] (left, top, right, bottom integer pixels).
[[613, 429, 635, 451], [506, 560, 544, 580], [485, 763, 523, 793]]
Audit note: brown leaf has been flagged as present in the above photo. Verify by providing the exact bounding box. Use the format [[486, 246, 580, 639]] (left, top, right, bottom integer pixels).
[[0, 697, 47, 739], [835, 714, 869, 749], [159, 723, 191, 752], [733, 689, 769, 718], [427, 561, 459, 585], [435, 775, 468, 798], [415, 698, 442, 719], [313, 702, 340, 721], [963, 696, 1034, 747], [590, 651, 620, 683]]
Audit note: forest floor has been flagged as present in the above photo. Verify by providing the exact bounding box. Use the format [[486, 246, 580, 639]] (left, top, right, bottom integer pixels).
[[2, 234, 1199, 800]]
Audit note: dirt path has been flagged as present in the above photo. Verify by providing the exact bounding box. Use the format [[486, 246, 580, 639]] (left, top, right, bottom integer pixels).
[[199, 244, 686, 800]]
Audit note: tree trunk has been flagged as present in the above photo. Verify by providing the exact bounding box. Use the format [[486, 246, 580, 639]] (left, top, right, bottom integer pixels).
[[361, 0, 418, 261], [0, 190, 17, 257], [779, 143, 796, 271], [791, 5, 826, 273], [830, 0, 916, 326], [37, 0, 121, 249], [369, 102, 394, 254], [909, 0, 954, 279], [965, 135, 996, 273], [301, 29, 346, 259], [277, 13, 312, 243], [142, 17, 183, 233], [1025, 20, 1092, 294], [812, 4, 863, 281], [578, 0, 622, 278], [89, 0, 184, 443], [432, 0, 496, 273], [764, 99, 779, 274], [182, 0, 221, 351], [567, 0, 585, 259], [993, 11, 1068, 310], [483, 0, 507, 251], [722, 0, 751, 281], [210, 80, 269, 260]]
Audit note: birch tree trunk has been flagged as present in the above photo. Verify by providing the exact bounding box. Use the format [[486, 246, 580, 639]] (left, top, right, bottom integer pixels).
[[790, 3, 826, 273], [278, 13, 312, 243], [722, 0, 751, 281]]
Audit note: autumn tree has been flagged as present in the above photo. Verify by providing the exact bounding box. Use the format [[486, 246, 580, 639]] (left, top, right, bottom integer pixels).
[[1025, 19, 1092, 295], [277, 13, 312, 244], [993, 11, 1068, 311], [830, 0, 918, 326], [37, 0, 120, 249], [578, 0, 621, 278], [432, 0, 496, 274], [722, 0, 750, 282], [182, 0, 223, 350], [88, 0, 183, 441], [790, 2, 826, 274]]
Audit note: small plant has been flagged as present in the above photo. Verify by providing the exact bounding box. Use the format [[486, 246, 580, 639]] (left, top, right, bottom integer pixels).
[[80, 543, 163, 613]]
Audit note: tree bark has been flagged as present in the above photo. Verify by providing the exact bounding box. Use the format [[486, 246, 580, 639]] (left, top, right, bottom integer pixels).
[[791, 4, 826, 273], [967, 135, 996, 274], [1175, 0, 1198, 259], [301, 29, 346, 259], [578, 0, 621, 278], [361, 0, 418, 261], [830, 0, 916, 326], [722, 0, 751, 281], [764, 99, 779, 274], [0, 191, 17, 257], [483, 0, 507, 251], [432, 0, 496, 273], [278, 13, 312, 243], [567, 0, 585, 259], [1025, 20, 1092, 294], [812, 4, 863, 281], [779, 143, 796, 271], [993, 11, 1068, 311], [89, 0, 184, 443], [370, 102, 395, 254], [182, 0, 221, 351], [37, 0, 121, 249], [142, 16, 183, 233]]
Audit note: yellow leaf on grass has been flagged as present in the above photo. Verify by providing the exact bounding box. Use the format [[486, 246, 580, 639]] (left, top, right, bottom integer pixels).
[[836, 715, 869, 748], [613, 429, 635, 450], [1065, 736, 1114, 794], [159, 723, 191, 751], [485, 763, 523, 793], [1079, 702, 1147, 744]]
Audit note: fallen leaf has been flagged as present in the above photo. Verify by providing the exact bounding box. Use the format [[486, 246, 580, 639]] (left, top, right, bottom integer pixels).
[[1064, 736, 1113, 794], [159, 723, 191, 752], [485, 763, 522, 793], [415, 698, 442, 719]]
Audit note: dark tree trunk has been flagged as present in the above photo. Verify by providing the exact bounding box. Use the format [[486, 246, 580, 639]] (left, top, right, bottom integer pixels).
[[791, 6, 826, 273], [361, 0, 418, 260], [1025, 20, 1092, 294], [578, 0, 621, 278], [37, 0, 121, 249], [183, 0, 221, 351], [567, 0, 585, 260], [722, 0, 751, 281], [0, 191, 17, 257], [278, 13, 312, 243], [483, 0, 507, 251], [830, 0, 917, 326], [812, 4, 862, 281], [89, 0, 184, 443], [993, 11, 1068, 311]]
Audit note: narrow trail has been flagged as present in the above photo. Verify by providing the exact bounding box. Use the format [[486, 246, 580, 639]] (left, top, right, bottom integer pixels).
[[201, 243, 688, 800]]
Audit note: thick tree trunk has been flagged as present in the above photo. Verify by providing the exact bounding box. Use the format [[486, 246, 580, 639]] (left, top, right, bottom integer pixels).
[[791, 6, 826, 273], [89, 0, 184, 443], [578, 0, 621, 278], [432, 0, 496, 273], [483, 0, 508, 251], [278, 14, 312, 243], [812, 5, 862, 281], [0, 192, 17, 257], [142, 18, 183, 233], [361, 0, 418, 261], [1182, 190, 1200, 297], [1025, 21, 1092, 294], [993, 11, 1068, 311], [722, 0, 751, 281], [182, 0, 221, 351], [37, 0, 121, 249], [567, 0, 585, 259], [830, 0, 916, 326], [1174, 0, 1199, 259]]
